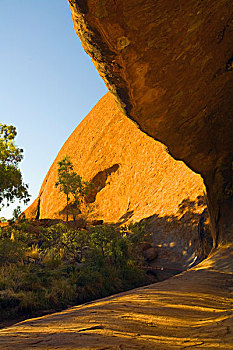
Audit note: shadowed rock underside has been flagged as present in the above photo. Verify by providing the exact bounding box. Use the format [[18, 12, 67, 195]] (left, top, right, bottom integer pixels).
[[68, 0, 233, 246]]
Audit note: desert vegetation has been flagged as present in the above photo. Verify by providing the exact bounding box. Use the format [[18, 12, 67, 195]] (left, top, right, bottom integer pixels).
[[0, 217, 154, 322], [0, 124, 211, 326], [0, 130, 153, 323]]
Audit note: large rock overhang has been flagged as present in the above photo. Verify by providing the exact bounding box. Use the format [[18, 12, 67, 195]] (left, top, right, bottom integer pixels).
[[68, 0, 233, 246]]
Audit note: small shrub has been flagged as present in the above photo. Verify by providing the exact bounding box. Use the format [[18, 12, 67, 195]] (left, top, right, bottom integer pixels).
[[42, 247, 62, 268], [0, 239, 26, 264]]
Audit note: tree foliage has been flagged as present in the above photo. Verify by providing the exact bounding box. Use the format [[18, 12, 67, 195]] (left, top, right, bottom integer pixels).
[[0, 124, 30, 207], [55, 155, 92, 221]]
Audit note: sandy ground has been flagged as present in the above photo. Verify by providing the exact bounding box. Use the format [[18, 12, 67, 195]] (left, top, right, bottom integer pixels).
[[0, 245, 233, 350]]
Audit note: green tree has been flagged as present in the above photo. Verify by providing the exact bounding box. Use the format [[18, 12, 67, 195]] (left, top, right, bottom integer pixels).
[[55, 155, 92, 221], [0, 124, 30, 208]]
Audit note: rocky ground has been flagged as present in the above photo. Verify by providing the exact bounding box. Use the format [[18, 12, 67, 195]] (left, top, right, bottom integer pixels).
[[0, 245, 232, 349]]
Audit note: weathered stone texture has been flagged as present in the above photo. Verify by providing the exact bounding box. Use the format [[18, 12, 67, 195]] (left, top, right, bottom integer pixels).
[[25, 93, 205, 227], [68, 0, 233, 245], [25, 93, 208, 267]]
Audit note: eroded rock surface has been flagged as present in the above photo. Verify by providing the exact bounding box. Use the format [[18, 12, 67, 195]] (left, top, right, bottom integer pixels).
[[68, 0, 233, 246], [25, 93, 208, 267], [26, 94, 204, 223]]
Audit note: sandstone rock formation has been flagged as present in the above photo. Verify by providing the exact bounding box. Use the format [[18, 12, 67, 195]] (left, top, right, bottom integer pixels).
[[26, 93, 205, 222], [25, 93, 207, 267], [68, 0, 233, 247]]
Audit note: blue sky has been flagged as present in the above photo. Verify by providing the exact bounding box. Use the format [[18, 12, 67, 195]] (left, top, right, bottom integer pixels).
[[0, 0, 107, 218]]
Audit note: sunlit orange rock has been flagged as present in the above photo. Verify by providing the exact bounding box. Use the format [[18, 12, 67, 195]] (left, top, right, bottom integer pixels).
[[25, 93, 207, 266], [25, 93, 204, 222]]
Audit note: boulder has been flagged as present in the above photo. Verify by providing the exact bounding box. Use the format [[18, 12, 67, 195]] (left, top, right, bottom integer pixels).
[[142, 247, 158, 262]]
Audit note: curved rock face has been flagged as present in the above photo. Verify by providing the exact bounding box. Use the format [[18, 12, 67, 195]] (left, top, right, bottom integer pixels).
[[26, 93, 204, 222], [25, 93, 207, 266], [68, 0, 233, 246]]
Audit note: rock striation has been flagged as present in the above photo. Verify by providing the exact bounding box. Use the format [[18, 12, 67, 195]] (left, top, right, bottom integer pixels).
[[68, 0, 233, 247], [25, 93, 207, 266]]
